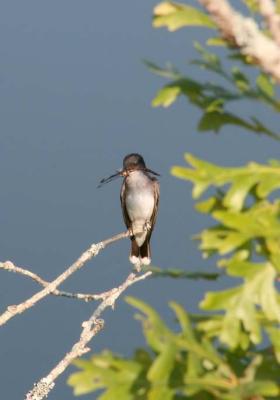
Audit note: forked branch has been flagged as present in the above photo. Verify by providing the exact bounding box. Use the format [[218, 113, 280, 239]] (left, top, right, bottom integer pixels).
[[25, 270, 152, 400], [0, 228, 151, 399], [0, 261, 112, 302], [0, 230, 130, 326]]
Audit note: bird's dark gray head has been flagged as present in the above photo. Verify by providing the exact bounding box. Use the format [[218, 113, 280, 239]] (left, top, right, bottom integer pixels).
[[123, 153, 146, 171], [98, 153, 159, 188]]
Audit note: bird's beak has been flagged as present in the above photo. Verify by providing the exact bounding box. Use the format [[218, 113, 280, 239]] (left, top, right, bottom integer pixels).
[[97, 167, 160, 188], [97, 170, 123, 188], [145, 168, 160, 177]]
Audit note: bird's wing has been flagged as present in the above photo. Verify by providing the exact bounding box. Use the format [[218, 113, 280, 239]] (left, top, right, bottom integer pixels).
[[149, 178, 160, 233], [120, 179, 131, 229]]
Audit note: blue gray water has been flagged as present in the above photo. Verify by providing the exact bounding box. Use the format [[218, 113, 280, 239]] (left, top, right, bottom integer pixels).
[[0, 1, 279, 399]]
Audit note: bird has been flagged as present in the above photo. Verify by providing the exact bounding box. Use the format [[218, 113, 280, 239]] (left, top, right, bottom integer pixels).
[[98, 153, 160, 266]]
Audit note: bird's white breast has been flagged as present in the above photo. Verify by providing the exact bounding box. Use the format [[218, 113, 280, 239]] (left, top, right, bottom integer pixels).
[[125, 171, 154, 221], [125, 171, 154, 246]]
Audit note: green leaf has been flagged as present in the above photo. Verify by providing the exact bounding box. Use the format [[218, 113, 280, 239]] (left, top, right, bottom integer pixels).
[[205, 98, 224, 113], [197, 202, 280, 262], [257, 351, 280, 381], [212, 203, 280, 245], [68, 351, 141, 397], [231, 67, 250, 92], [195, 197, 217, 213], [153, 2, 216, 31], [243, 0, 259, 12], [146, 266, 219, 280], [128, 298, 226, 369], [126, 296, 173, 352], [98, 386, 134, 400], [147, 341, 177, 383], [197, 110, 277, 137], [256, 73, 275, 98], [169, 302, 194, 337], [148, 53, 280, 139], [144, 60, 180, 79], [200, 287, 241, 311], [148, 386, 174, 400], [151, 78, 205, 110], [152, 86, 181, 107], [184, 352, 204, 395], [223, 175, 257, 211], [265, 326, 280, 363], [172, 154, 280, 210], [68, 369, 101, 395], [206, 37, 227, 46], [200, 261, 280, 348], [232, 380, 279, 397], [193, 42, 221, 69], [198, 111, 234, 133]]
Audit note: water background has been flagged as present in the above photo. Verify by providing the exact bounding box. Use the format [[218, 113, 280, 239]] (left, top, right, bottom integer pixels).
[[0, 1, 279, 398]]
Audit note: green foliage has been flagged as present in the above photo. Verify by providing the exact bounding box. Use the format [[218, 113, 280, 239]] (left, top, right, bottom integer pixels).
[[145, 266, 220, 280], [171, 154, 280, 208], [200, 259, 280, 347], [153, 2, 216, 31], [68, 1, 280, 399], [68, 298, 280, 399], [170, 154, 280, 353], [149, 2, 280, 139], [68, 350, 143, 399], [172, 154, 280, 265], [243, 0, 260, 13], [150, 61, 280, 138]]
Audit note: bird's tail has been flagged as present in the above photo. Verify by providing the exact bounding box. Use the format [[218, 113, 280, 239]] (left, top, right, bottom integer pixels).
[[140, 238, 151, 265], [129, 238, 140, 265], [129, 238, 151, 266]]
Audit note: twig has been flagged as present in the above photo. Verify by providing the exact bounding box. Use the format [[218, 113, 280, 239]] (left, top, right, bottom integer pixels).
[[0, 230, 130, 327], [258, 0, 280, 46], [25, 270, 152, 400], [0, 261, 108, 302], [198, 0, 280, 82]]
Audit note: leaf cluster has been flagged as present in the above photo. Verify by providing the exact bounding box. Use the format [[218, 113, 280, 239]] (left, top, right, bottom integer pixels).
[[172, 154, 280, 350], [68, 297, 280, 399], [149, 1, 280, 140]]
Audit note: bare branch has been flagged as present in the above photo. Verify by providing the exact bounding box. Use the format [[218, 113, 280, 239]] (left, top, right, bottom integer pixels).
[[198, 0, 280, 82], [0, 261, 109, 302], [0, 230, 130, 327], [25, 270, 152, 400], [258, 0, 280, 46]]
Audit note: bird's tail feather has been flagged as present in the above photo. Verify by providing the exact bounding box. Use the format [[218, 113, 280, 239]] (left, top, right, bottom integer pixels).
[[129, 239, 140, 265], [129, 238, 151, 266], [140, 238, 151, 265]]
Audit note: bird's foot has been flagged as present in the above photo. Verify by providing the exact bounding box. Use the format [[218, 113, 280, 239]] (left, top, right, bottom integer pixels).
[[129, 255, 142, 272], [134, 260, 142, 273], [144, 221, 152, 232]]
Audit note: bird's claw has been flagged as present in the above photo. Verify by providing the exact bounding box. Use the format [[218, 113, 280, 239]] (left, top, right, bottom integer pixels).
[[144, 221, 152, 232]]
